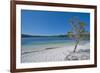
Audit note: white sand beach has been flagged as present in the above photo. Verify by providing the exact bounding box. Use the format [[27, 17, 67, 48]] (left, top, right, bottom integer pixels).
[[21, 42, 90, 63]]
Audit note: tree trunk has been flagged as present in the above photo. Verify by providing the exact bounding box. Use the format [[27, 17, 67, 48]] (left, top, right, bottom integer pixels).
[[73, 40, 79, 52]]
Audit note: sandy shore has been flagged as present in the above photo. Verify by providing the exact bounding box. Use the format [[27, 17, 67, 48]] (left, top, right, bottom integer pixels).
[[21, 42, 90, 63]]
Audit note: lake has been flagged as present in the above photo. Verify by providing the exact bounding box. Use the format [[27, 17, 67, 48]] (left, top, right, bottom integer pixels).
[[21, 37, 76, 46]]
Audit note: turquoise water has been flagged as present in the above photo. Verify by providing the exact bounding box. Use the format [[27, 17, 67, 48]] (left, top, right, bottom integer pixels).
[[22, 37, 74, 46], [21, 37, 89, 47]]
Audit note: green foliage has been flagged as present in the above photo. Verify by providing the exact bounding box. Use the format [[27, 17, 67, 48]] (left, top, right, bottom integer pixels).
[[68, 16, 86, 40], [67, 32, 73, 38]]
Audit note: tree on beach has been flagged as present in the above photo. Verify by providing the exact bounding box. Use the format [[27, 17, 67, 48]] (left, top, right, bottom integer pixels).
[[67, 16, 86, 53]]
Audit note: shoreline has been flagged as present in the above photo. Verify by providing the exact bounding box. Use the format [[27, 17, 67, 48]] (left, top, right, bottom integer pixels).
[[21, 42, 90, 63]]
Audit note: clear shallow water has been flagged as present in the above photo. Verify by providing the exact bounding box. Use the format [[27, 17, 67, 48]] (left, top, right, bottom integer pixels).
[[21, 37, 89, 48], [22, 37, 75, 46]]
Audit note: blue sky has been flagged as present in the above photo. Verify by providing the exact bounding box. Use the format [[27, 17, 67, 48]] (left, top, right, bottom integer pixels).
[[21, 10, 90, 35]]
